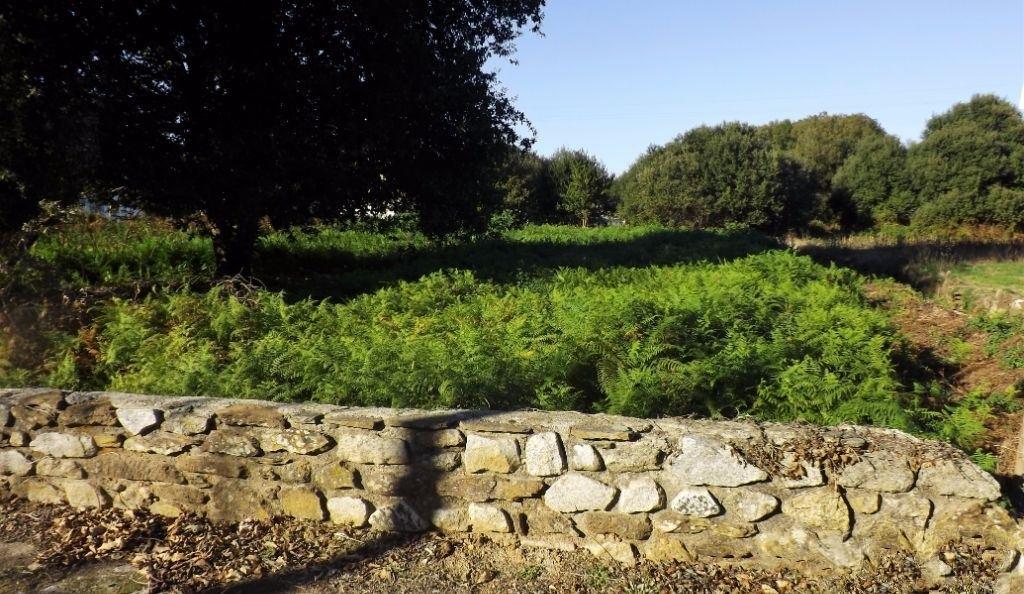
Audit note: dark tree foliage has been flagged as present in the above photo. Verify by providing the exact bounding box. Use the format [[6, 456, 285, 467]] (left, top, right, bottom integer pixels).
[[785, 113, 887, 191], [906, 95, 1024, 229], [831, 135, 911, 227], [618, 123, 812, 233], [0, 177, 38, 233], [761, 113, 890, 225], [493, 147, 557, 226], [0, 1, 544, 273]]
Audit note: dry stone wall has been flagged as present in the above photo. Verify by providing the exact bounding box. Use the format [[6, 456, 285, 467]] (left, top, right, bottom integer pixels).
[[1, 387, 1023, 584]]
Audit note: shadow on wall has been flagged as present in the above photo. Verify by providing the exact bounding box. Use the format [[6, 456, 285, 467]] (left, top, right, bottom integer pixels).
[[214, 408, 501, 594]]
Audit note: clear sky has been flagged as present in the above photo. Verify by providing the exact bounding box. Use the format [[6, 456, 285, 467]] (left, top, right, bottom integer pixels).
[[489, 0, 1024, 174]]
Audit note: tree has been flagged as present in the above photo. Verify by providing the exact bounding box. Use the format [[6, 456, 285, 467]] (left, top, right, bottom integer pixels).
[[761, 113, 889, 225], [786, 113, 887, 189], [618, 123, 811, 232], [906, 95, 1024, 228], [493, 147, 556, 226], [547, 149, 614, 227], [0, 1, 544, 273], [831, 135, 910, 226]]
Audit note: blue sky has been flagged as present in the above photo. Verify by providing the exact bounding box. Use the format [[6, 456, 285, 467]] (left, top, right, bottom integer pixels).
[[489, 1, 1024, 173]]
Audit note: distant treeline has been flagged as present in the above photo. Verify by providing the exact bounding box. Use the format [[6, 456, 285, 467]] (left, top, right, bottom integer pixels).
[[497, 94, 1024, 233]]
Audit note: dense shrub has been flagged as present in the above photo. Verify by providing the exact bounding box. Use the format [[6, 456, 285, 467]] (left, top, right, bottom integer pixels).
[[618, 123, 812, 232], [28, 217, 214, 289]]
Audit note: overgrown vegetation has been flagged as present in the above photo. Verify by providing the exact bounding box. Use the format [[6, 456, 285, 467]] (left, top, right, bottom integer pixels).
[[3, 219, 1016, 462]]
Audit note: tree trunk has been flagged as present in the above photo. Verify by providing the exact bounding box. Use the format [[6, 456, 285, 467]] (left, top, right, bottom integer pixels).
[[210, 214, 260, 277]]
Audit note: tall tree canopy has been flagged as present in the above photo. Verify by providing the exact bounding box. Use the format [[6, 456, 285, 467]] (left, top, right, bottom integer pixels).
[[547, 149, 614, 227], [906, 95, 1024, 229], [618, 123, 811, 232], [0, 1, 544, 271]]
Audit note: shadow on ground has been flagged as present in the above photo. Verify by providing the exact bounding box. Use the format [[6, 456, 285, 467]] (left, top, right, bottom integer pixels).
[[255, 229, 780, 302], [797, 238, 1024, 294]]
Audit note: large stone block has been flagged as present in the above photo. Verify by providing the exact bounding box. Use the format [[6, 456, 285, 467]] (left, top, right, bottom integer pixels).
[[883, 492, 933, 529], [322, 413, 383, 430], [115, 408, 162, 435], [206, 478, 279, 522], [70, 426, 125, 448], [60, 399, 118, 427], [468, 503, 512, 533], [203, 430, 262, 457], [651, 510, 711, 534], [436, 474, 497, 502], [577, 512, 652, 540], [405, 429, 465, 450], [311, 461, 358, 489], [64, 480, 109, 509], [583, 540, 637, 565], [643, 533, 694, 562], [524, 432, 566, 476], [106, 480, 154, 510], [360, 465, 409, 495], [917, 458, 1001, 501], [781, 487, 851, 534], [11, 405, 56, 430], [0, 450, 32, 476], [25, 479, 64, 504], [151, 483, 209, 511], [36, 458, 83, 479], [492, 477, 545, 501], [464, 434, 520, 474], [719, 489, 779, 522], [666, 435, 767, 487], [124, 431, 199, 455], [257, 428, 333, 455], [836, 452, 915, 493], [617, 477, 664, 513], [431, 507, 470, 532], [328, 496, 372, 527], [570, 444, 603, 471], [174, 452, 246, 478], [668, 486, 721, 517], [544, 474, 617, 512], [369, 501, 428, 532], [81, 451, 186, 484], [30, 432, 98, 458], [280, 486, 325, 520], [218, 403, 287, 428], [162, 409, 214, 435], [335, 432, 409, 465], [15, 389, 64, 410], [599, 440, 664, 472]]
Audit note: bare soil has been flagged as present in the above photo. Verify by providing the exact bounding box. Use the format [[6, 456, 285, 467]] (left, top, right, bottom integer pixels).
[[864, 282, 1024, 475]]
